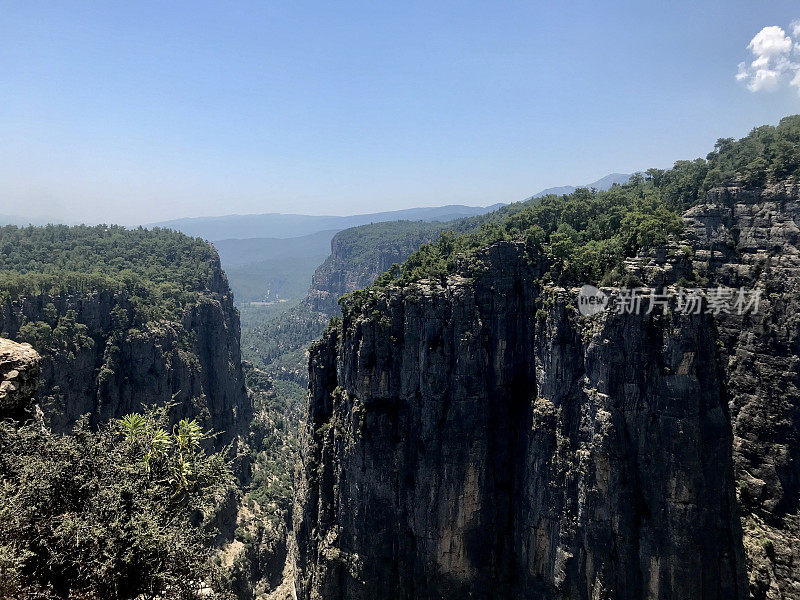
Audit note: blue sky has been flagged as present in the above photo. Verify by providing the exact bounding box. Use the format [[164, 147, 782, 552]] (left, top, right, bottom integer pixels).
[[2, 1, 800, 224]]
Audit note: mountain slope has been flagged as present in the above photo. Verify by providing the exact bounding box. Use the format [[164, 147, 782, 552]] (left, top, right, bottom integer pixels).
[[529, 172, 631, 199]]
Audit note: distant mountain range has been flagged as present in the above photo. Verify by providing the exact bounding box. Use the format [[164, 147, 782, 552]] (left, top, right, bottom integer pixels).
[[528, 173, 631, 199], [2, 173, 631, 238], [148, 204, 505, 242], [148, 173, 630, 243]]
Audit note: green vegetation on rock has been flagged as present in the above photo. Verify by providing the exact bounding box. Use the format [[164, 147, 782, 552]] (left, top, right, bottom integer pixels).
[[345, 115, 800, 317], [0, 224, 221, 322]]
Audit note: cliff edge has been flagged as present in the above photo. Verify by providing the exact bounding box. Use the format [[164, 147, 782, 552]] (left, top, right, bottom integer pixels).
[[293, 182, 800, 600], [0, 337, 41, 421]]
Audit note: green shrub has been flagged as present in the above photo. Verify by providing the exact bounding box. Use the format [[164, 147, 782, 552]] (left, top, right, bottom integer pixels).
[[0, 409, 234, 599]]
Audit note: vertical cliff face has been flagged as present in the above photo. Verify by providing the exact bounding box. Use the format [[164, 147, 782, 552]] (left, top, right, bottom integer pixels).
[[681, 184, 800, 599], [0, 338, 41, 421], [0, 256, 249, 444], [294, 239, 748, 600], [295, 184, 800, 599]]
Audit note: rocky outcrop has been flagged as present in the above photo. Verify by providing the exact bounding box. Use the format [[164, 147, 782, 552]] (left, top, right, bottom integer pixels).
[[0, 338, 41, 420], [304, 223, 445, 315], [623, 183, 800, 598], [294, 184, 800, 599], [295, 241, 747, 599], [684, 184, 800, 600], [0, 256, 250, 445]]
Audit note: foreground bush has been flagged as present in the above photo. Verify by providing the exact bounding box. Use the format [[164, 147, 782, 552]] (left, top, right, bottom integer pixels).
[[0, 410, 235, 599]]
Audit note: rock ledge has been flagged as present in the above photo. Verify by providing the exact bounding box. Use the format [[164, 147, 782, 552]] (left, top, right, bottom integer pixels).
[[0, 338, 41, 420]]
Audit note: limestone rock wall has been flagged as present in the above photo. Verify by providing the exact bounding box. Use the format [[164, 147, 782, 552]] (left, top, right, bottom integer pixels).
[[0, 338, 41, 420], [305, 227, 442, 316], [294, 184, 800, 599], [0, 262, 249, 445], [685, 184, 800, 600], [295, 242, 747, 600]]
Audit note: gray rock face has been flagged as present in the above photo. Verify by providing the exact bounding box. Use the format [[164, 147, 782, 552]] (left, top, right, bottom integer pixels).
[[295, 184, 800, 599], [683, 184, 800, 600], [0, 338, 41, 420], [305, 225, 443, 315], [295, 241, 747, 599], [0, 260, 249, 444]]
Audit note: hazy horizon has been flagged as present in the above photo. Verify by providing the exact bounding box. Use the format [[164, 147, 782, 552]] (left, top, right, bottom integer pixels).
[[0, 172, 625, 228], [3, 2, 800, 224]]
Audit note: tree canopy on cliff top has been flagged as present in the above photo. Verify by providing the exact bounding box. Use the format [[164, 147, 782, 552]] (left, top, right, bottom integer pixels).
[[348, 115, 800, 303], [0, 224, 219, 293], [0, 225, 226, 324]]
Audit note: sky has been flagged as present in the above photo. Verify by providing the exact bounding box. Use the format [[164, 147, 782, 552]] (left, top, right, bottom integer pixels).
[[2, 1, 800, 225]]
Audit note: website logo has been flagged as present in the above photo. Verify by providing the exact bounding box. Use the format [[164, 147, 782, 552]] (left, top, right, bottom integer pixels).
[[577, 285, 609, 316]]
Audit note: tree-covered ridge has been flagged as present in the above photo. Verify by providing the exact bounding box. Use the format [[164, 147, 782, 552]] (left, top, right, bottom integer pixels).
[[0, 224, 226, 324], [0, 224, 218, 286], [346, 115, 800, 308], [693, 114, 800, 194], [0, 224, 221, 297], [330, 220, 453, 260]]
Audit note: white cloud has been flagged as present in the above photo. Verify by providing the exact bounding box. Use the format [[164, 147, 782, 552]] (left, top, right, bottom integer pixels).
[[752, 55, 771, 68], [736, 21, 800, 95], [793, 21, 800, 54], [736, 62, 749, 81], [748, 25, 792, 56], [749, 68, 781, 92]]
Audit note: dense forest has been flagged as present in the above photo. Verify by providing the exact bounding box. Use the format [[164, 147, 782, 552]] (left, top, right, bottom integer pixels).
[[0, 225, 220, 322]]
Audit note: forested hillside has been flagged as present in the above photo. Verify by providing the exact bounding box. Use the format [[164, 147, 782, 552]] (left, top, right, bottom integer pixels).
[[345, 115, 800, 299], [0, 226, 255, 599]]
